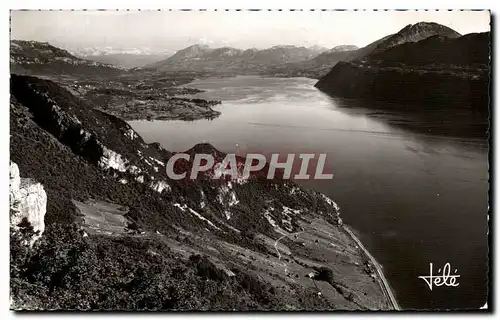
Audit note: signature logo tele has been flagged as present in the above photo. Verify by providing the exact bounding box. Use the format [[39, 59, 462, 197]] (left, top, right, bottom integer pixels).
[[418, 263, 460, 291]]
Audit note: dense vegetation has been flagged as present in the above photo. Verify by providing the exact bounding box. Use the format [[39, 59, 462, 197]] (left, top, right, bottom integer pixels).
[[11, 222, 290, 310], [10, 74, 342, 310]]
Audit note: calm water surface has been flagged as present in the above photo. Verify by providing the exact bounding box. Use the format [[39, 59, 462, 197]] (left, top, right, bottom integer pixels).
[[130, 76, 489, 310]]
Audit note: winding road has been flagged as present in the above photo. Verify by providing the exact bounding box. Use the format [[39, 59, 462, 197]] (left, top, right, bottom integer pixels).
[[343, 226, 401, 310], [273, 226, 401, 311]]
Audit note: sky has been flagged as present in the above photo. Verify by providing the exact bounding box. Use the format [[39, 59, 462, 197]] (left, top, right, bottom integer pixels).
[[10, 10, 491, 53]]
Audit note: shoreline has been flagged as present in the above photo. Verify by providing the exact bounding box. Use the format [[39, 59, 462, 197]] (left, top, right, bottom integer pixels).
[[341, 224, 401, 310]]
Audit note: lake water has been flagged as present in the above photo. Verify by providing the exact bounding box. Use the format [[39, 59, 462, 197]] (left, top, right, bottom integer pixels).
[[129, 75, 489, 310]]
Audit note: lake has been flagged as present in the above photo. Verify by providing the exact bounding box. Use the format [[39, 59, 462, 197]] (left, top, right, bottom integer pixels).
[[129, 75, 489, 310]]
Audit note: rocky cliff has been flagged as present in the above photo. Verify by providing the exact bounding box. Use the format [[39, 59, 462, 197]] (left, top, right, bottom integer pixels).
[[10, 161, 47, 245]]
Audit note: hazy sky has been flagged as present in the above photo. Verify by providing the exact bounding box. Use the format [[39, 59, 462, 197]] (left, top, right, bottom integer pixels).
[[10, 10, 491, 52]]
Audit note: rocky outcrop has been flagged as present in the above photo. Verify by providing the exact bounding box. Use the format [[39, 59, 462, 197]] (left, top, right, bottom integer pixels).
[[10, 161, 47, 243]]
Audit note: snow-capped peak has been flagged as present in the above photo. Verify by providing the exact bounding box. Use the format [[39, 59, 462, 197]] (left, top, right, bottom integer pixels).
[[67, 46, 170, 57]]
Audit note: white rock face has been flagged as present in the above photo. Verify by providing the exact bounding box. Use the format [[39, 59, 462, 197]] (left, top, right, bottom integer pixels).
[[217, 182, 239, 207], [98, 147, 128, 172], [10, 162, 47, 243], [321, 194, 340, 213], [128, 165, 141, 175], [263, 210, 278, 229], [9, 162, 20, 200], [149, 157, 164, 166], [124, 128, 138, 140], [173, 203, 221, 230], [150, 180, 170, 193]]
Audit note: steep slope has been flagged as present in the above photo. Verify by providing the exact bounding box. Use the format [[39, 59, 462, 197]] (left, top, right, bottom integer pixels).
[[367, 32, 490, 67], [370, 22, 461, 54], [10, 74, 393, 310], [10, 40, 122, 76], [315, 31, 490, 115]]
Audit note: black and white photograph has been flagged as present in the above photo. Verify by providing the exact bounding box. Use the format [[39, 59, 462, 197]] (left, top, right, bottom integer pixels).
[[8, 8, 491, 311]]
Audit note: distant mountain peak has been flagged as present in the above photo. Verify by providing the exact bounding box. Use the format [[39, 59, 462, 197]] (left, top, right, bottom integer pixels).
[[170, 44, 213, 59], [374, 21, 461, 54], [400, 21, 461, 36]]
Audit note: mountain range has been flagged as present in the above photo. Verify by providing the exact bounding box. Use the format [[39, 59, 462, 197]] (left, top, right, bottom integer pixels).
[[10, 21, 487, 80], [142, 22, 470, 78], [266, 22, 467, 78], [145, 44, 329, 72]]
